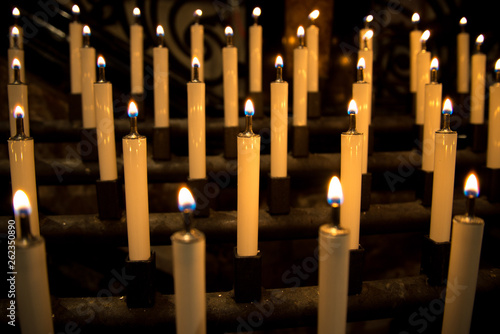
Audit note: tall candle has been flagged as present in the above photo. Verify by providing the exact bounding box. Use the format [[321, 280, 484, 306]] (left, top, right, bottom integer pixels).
[[8, 58, 29, 137], [270, 56, 288, 178], [358, 30, 374, 85], [237, 100, 261, 256], [69, 5, 83, 95], [8, 27, 25, 83], [306, 10, 319, 93], [410, 13, 421, 93], [81, 25, 96, 129], [223, 26, 238, 127], [457, 17, 470, 93], [188, 57, 206, 179], [429, 99, 457, 242], [487, 60, 500, 168], [416, 30, 431, 125], [422, 58, 442, 172], [340, 100, 363, 250], [359, 15, 373, 51], [154, 25, 169, 128], [123, 101, 151, 261], [191, 9, 204, 82], [249, 7, 262, 93], [9, 7, 23, 49], [470, 35, 486, 124], [293, 26, 308, 127], [353, 58, 370, 174], [130, 7, 144, 95]]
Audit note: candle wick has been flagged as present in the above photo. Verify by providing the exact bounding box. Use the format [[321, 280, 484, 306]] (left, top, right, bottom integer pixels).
[[98, 67, 106, 82], [430, 68, 438, 83], [12, 117, 27, 140], [298, 35, 305, 48], [460, 25, 466, 33], [421, 41, 426, 51], [465, 196, 475, 218], [441, 113, 452, 132], [363, 38, 369, 50], [157, 35, 164, 47], [241, 115, 254, 136], [276, 66, 283, 82], [357, 67, 364, 82], [476, 43, 481, 53], [83, 34, 90, 47], [347, 113, 358, 133], [331, 206, 340, 228], [253, 17, 258, 25], [18, 210, 34, 244], [126, 117, 140, 138], [192, 66, 201, 82], [183, 211, 193, 234], [13, 67, 22, 84], [13, 35, 19, 49], [496, 70, 500, 83], [226, 34, 233, 47]]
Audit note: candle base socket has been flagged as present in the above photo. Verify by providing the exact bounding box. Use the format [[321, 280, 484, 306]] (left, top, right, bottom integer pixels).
[[131, 93, 146, 121], [485, 167, 500, 203], [248, 91, 264, 118], [187, 177, 210, 217], [415, 169, 433, 207], [68, 93, 82, 122], [349, 245, 365, 295], [420, 235, 450, 286], [153, 127, 171, 161], [125, 252, 156, 308], [224, 126, 239, 159], [292, 125, 309, 157], [361, 173, 372, 212], [96, 179, 123, 220], [233, 247, 262, 303], [307, 91, 321, 119], [79, 128, 99, 162], [470, 123, 487, 153], [267, 174, 291, 215], [413, 124, 424, 144], [368, 124, 375, 155]]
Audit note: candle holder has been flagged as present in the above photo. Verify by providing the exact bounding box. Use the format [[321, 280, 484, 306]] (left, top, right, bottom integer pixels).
[[79, 128, 98, 162], [187, 178, 210, 217], [368, 124, 374, 155], [470, 123, 487, 152], [349, 245, 365, 295], [131, 93, 145, 121], [267, 174, 290, 215], [415, 169, 433, 207], [68, 93, 82, 121], [153, 127, 171, 160], [420, 235, 450, 286], [361, 173, 372, 212], [248, 91, 263, 118], [96, 179, 123, 220], [233, 247, 262, 303], [307, 91, 321, 118], [125, 252, 156, 308], [292, 125, 309, 157], [224, 126, 239, 159]]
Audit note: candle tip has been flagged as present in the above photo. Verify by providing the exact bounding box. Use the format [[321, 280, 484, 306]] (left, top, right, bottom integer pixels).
[[308, 9, 319, 20], [327, 176, 343, 207], [476, 34, 484, 45], [11, 26, 19, 37], [275, 55, 283, 68], [364, 15, 373, 23], [128, 100, 138, 118], [83, 25, 91, 36], [348, 99, 358, 115], [133, 7, 141, 17], [97, 55, 106, 68], [495, 59, 500, 72], [178, 187, 196, 212], [12, 58, 21, 70], [13, 190, 31, 215], [430, 57, 439, 70], [192, 57, 200, 68], [464, 173, 479, 197], [357, 57, 365, 69], [13, 105, 24, 119], [420, 30, 430, 42], [244, 99, 255, 116], [459, 17, 467, 26], [72, 4, 80, 15], [12, 7, 20, 17], [252, 7, 261, 18], [225, 26, 233, 36], [297, 26, 305, 38], [156, 25, 164, 36], [411, 13, 420, 23], [194, 9, 203, 17], [442, 98, 453, 115], [363, 30, 373, 41]]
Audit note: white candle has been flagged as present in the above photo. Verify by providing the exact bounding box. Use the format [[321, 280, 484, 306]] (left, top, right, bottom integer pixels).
[[487, 60, 500, 168], [8, 27, 25, 83], [422, 58, 442, 172], [8, 58, 29, 137], [9, 7, 23, 49], [154, 25, 169, 128], [470, 35, 486, 124], [457, 17, 469, 93], [358, 30, 374, 85], [130, 7, 144, 95], [94, 56, 118, 181], [249, 7, 262, 93], [293, 26, 308, 127], [442, 174, 484, 334], [81, 25, 96, 129], [188, 57, 206, 180], [270, 56, 288, 178], [123, 101, 151, 261], [237, 100, 261, 256], [191, 9, 204, 82], [223, 26, 238, 128], [359, 15, 373, 51], [172, 188, 206, 334], [410, 13, 421, 93], [318, 176, 349, 334], [69, 5, 83, 94], [429, 99, 457, 242], [306, 10, 319, 92], [340, 100, 363, 250], [416, 30, 431, 125], [353, 58, 371, 174]]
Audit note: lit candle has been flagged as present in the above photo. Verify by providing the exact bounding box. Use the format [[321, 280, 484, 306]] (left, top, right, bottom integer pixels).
[[353, 58, 370, 174], [130, 7, 144, 95], [7, 58, 29, 137], [8, 26, 25, 83], [94, 56, 118, 181], [123, 101, 151, 261], [442, 173, 484, 334], [318, 176, 349, 334], [172, 187, 206, 334], [69, 4, 82, 95], [187, 57, 206, 180], [154, 25, 169, 128], [9, 7, 23, 49], [416, 30, 431, 125], [191, 9, 204, 82], [237, 100, 261, 256], [13, 190, 54, 334], [410, 13, 422, 93], [470, 34, 486, 124], [340, 100, 363, 250], [223, 26, 238, 128], [457, 17, 469, 93], [271, 55, 288, 178], [80, 25, 96, 129], [358, 30, 374, 85], [429, 99, 457, 242], [306, 10, 319, 93], [8, 107, 39, 236], [249, 7, 262, 93], [359, 15, 373, 51], [293, 26, 308, 127], [422, 57, 442, 172], [487, 59, 500, 168]]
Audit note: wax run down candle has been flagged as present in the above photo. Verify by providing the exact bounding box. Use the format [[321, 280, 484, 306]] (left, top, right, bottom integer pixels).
[[410, 13, 422, 93], [9, 7, 23, 49], [223, 26, 238, 128], [359, 15, 373, 51], [237, 100, 261, 257], [81, 25, 96, 129], [318, 176, 349, 334], [94, 56, 118, 181], [340, 100, 363, 250], [442, 173, 484, 334], [470, 34, 486, 124], [191, 9, 204, 82], [487, 59, 500, 168], [306, 10, 319, 93], [293, 26, 308, 127], [69, 5, 82, 95], [457, 17, 470, 93], [249, 7, 262, 93], [429, 99, 457, 242], [13, 190, 54, 334], [422, 57, 443, 172], [271, 55, 288, 178], [154, 25, 169, 128], [172, 187, 206, 334], [123, 101, 151, 261], [416, 30, 431, 125], [8, 58, 29, 137], [130, 7, 144, 96], [8, 26, 25, 83], [353, 57, 370, 174]]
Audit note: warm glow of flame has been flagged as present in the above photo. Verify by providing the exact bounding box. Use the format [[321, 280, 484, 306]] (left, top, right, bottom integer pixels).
[[297, 26, 305, 38], [97, 55, 106, 68], [83, 25, 91, 35], [420, 30, 430, 42], [430, 57, 439, 70], [357, 57, 365, 69], [128, 100, 138, 118], [464, 173, 479, 197], [12, 7, 20, 17], [495, 59, 500, 71], [252, 7, 261, 17], [476, 34, 484, 44], [244, 99, 255, 116], [156, 25, 164, 36], [275, 55, 283, 68], [412, 13, 420, 23], [348, 99, 358, 115], [460, 17, 467, 25], [12, 58, 21, 69], [225, 26, 233, 36], [14, 105, 24, 119], [11, 26, 19, 37], [178, 187, 196, 212], [133, 7, 141, 17], [327, 176, 343, 206], [72, 4, 80, 14], [365, 15, 373, 23], [13, 190, 31, 215], [192, 57, 200, 68], [442, 98, 453, 115], [309, 10, 320, 20], [363, 30, 373, 41], [194, 9, 202, 17]]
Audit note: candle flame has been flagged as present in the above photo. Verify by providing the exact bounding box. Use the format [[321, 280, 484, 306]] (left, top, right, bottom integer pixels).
[[327, 176, 343, 207], [357, 57, 365, 69], [12, 7, 20, 17], [348, 99, 358, 115], [363, 30, 373, 41], [495, 59, 500, 71], [83, 25, 91, 36], [194, 9, 202, 17], [192, 57, 200, 68], [12, 58, 21, 69], [464, 173, 479, 197], [13, 190, 31, 215], [412, 13, 420, 23], [364, 15, 373, 23], [297, 26, 305, 38], [275, 55, 283, 68], [252, 7, 261, 18], [72, 4, 80, 15], [460, 17, 467, 25], [178, 187, 196, 212], [309, 10, 320, 20], [97, 55, 106, 68], [14, 105, 24, 119], [244, 99, 255, 116], [128, 100, 138, 118], [476, 34, 484, 45], [11, 26, 19, 37], [442, 98, 453, 115], [420, 30, 430, 42], [225, 26, 233, 36], [430, 57, 439, 70], [133, 7, 141, 17]]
